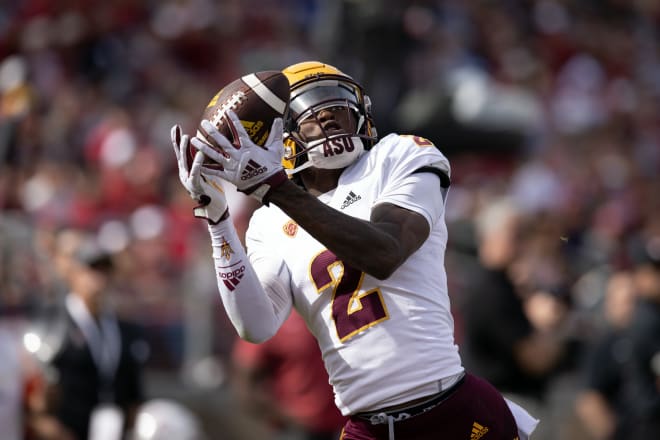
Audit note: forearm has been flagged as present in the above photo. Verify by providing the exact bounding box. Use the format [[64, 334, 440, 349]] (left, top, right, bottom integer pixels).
[[208, 220, 290, 342], [269, 180, 403, 279]]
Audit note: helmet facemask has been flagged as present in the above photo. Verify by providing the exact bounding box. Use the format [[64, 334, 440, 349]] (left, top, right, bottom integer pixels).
[[283, 77, 377, 175]]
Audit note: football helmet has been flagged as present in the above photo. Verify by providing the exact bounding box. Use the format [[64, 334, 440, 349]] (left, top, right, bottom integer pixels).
[[282, 61, 377, 174]]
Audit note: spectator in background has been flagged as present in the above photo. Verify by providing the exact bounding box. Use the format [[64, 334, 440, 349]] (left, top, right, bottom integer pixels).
[[625, 240, 660, 437], [457, 198, 569, 439], [575, 271, 637, 440], [26, 229, 148, 440], [576, 240, 660, 440], [232, 310, 346, 440]]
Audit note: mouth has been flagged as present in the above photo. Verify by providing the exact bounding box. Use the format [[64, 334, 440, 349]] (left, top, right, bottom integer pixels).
[[322, 121, 342, 132]]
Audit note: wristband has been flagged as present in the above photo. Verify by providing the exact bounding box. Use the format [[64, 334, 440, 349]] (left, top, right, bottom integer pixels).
[[240, 170, 288, 205]]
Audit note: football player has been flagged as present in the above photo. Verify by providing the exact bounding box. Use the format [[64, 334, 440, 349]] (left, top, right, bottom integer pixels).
[[171, 61, 538, 439]]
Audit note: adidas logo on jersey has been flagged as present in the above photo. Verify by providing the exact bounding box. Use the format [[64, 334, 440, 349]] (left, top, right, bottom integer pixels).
[[219, 265, 245, 291], [340, 191, 361, 209], [470, 421, 489, 440], [241, 159, 267, 180]]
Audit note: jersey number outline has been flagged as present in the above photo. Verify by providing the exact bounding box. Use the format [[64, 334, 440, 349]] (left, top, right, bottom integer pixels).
[[310, 250, 389, 342], [401, 134, 434, 147]]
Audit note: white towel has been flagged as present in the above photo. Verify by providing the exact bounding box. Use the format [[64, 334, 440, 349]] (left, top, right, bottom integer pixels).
[[504, 397, 540, 440]]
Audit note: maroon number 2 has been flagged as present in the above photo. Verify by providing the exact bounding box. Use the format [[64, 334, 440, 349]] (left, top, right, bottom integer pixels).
[[310, 250, 389, 342]]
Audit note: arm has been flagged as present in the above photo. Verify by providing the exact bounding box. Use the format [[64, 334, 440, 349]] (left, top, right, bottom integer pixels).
[[575, 390, 617, 440], [269, 179, 430, 280], [189, 117, 445, 279], [172, 124, 292, 343], [207, 211, 293, 343]]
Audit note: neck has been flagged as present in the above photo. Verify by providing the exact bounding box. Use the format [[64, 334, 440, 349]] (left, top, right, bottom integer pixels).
[[300, 167, 344, 195], [80, 294, 101, 317], [68, 292, 102, 319], [86, 302, 101, 318]]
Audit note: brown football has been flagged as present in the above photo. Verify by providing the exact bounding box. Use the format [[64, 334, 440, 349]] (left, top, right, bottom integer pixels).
[[188, 70, 290, 168]]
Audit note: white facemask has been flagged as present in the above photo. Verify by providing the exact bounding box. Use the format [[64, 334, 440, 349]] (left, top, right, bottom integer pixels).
[[299, 135, 365, 171]]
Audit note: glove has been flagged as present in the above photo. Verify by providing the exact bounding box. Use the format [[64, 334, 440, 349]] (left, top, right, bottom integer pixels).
[[171, 124, 229, 224], [190, 111, 288, 205]]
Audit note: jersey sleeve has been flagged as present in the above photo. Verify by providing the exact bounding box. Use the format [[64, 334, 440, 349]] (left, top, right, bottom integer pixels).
[[373, 134, 451, 227], [376, 172, 446, 228], [207, 215, 293, 343], [245, 212, 294, 319]]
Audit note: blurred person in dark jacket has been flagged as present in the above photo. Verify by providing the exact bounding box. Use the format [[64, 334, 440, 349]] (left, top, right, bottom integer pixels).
[[575, 271, 638, 440], [625, 239, 660, 437], [26, 229, 148, 440], [457, 198, 569, 439], [575, 233, 660, 440]]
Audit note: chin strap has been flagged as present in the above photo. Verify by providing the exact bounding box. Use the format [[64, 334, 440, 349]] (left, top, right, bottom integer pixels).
[[285, 160, 313, 176]]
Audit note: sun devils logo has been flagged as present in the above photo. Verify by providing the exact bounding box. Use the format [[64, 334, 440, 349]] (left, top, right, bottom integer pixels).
[[220, 237, 234, 261], [283, 220, 298, 237]]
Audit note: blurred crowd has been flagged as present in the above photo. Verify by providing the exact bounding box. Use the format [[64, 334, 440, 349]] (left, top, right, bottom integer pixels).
[[1, 0, 659, 439]]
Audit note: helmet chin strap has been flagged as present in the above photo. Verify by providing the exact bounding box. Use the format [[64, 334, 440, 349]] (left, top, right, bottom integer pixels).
[[285, 137, 325, 175], [356, 114, 365, 133], [286, 160, 313, 176]]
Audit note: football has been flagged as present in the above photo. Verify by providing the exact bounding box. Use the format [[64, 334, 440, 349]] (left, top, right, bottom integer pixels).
[[189, 70, 290, 168]]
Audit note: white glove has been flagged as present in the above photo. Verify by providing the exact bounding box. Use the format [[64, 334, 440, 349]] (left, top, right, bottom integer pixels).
[[171, 124, 229, 224], [190, 111, 288, 205]]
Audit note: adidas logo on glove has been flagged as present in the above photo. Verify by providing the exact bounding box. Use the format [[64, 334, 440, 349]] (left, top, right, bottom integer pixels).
[[241, 159, 268, 180]]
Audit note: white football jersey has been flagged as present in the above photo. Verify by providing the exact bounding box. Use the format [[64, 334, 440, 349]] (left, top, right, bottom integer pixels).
[[245, 133, 464, 415]]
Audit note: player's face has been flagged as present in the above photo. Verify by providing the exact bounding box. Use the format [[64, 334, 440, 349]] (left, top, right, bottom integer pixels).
[[297, 106, 357, 142]]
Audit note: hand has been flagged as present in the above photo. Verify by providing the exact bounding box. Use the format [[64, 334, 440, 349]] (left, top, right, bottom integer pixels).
[[190, 111, 288, 204], [171, 124, 229, 223]]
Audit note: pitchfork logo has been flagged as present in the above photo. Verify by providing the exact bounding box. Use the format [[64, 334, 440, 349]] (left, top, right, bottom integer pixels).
[[219, 265, 246, 291], [219, 237, 234, 261]]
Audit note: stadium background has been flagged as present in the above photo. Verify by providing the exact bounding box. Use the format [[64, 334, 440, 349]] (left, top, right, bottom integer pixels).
[[1, 0, 658, 439]]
